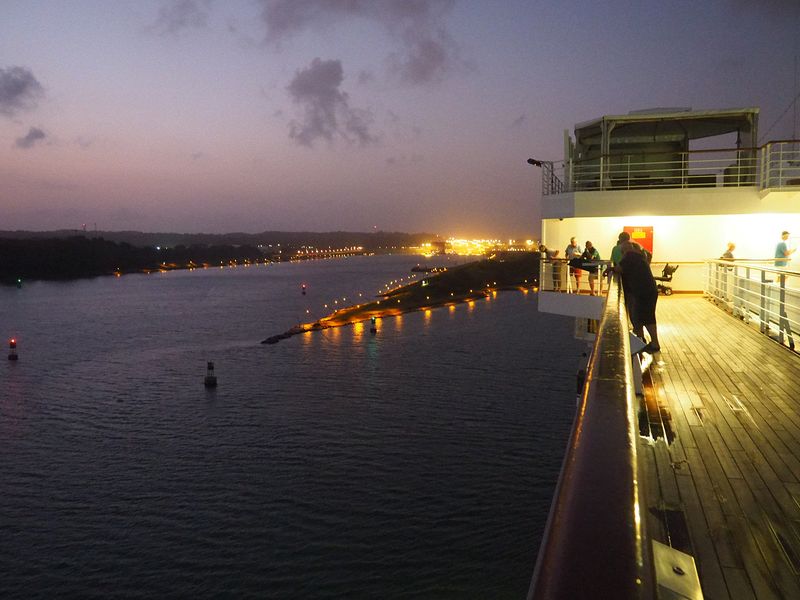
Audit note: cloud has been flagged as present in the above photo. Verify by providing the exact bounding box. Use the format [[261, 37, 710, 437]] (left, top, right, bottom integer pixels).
[[357, 70, 374, 85], [510, 114, 526, 129], [0, 66, 44, 116], [286, 58, 377, 147], [15, 127, 46, 149], [385, 153, 423, 167], [149, 0, 209, 35], [259, 0, 461, 85], [74, 136, 95, 149]]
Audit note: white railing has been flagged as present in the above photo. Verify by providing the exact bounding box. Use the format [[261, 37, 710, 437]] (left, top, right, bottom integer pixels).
[[539, 258, 611, 296], [704, 259, 799, 351], [542, 140, 800, 195], [760, 141, 800, 189], [573, 150, 756, 191]]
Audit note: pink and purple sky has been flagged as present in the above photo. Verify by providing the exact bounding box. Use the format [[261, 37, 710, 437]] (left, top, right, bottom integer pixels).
[[1, 0, 798, 236]]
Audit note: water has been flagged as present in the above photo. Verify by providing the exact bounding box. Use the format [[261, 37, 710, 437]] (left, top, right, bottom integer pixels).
[[1, 255, 584, 599]]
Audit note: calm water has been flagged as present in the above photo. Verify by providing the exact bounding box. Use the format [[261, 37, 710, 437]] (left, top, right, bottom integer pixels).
[[1, 255, 584, 599]]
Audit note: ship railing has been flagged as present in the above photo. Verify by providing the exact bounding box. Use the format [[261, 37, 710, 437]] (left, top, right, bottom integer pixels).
[[528, 272, 653, 599], [538, 258, 612, 295], [760, 141, 800, 189], [571, 148, 758, 191], [540, 140, 800, 195], [704, 259, 800, 351], [540, 160, 567, 195]]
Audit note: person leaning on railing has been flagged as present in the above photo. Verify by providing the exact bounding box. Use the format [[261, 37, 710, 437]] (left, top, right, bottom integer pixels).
[[539, 244, 561, 291], [603, 241, 661, 354], [721, 242, 735, 261]]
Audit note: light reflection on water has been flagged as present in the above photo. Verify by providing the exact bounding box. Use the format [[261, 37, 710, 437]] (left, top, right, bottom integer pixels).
[[1, 255, 584, 599]]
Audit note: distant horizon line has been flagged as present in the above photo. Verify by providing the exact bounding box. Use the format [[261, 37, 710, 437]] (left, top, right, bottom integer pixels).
[[0, 228, 532, 240]]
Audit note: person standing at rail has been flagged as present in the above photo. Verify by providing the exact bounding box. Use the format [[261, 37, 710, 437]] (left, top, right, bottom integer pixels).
[[565, 237, 583, 292], [775, 231, 795, 267], [581, 241, 601, 295]]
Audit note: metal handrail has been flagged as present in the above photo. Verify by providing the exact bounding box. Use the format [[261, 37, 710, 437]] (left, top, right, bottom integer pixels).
[[541, 140, 800, 194], [538, 258, 612, 295], [704, 259, 800, 351], [528, 274, 652, 599]]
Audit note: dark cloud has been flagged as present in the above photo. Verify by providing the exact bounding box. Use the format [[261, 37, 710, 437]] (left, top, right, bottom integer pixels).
[[150, 0, 209, 35], [0, 66, 44, 116], [15, 126, 46, 149], [259, 0, 461, 85], [510, 114, 526, 129], [286, 58, 377, 147]]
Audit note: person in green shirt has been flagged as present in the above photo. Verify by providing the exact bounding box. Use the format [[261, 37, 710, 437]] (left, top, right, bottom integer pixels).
[[775, 231, 795, 267], [610, 231, 630, 267]]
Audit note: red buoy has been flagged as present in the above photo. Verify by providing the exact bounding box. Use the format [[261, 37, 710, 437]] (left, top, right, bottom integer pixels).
[[8, 338, 18, 361]]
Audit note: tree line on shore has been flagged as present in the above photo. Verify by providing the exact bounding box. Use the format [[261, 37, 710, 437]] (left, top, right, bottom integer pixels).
[[0, 236, 265, 282]]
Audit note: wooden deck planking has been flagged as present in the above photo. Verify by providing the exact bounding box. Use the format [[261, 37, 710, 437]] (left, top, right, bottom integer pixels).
[[642, 295, 800, 598]]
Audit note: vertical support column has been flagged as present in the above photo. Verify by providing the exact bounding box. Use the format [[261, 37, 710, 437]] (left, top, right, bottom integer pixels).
[[760, 270, 769, 334]]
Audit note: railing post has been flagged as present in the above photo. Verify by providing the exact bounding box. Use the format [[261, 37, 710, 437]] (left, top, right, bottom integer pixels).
[[626, 155, 631, 190], [600, 155, 605, 190], [733, 264, 742, 316], [682, 151, 687, 188], [779, 273, 786, 345], [760, 270, 769, 335]]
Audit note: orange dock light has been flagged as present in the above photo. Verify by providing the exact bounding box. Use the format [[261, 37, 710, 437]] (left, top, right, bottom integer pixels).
[[8, 338, 18, 361]]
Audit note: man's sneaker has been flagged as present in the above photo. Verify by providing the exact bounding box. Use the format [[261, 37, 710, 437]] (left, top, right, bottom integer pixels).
[[639, 342, 661, 354]]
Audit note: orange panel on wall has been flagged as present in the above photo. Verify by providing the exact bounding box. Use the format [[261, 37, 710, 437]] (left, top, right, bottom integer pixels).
[[624, 226, 653, 254]]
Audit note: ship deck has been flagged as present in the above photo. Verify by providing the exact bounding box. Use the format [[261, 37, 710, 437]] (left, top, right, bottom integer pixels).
[[643, 294, 800, 599]]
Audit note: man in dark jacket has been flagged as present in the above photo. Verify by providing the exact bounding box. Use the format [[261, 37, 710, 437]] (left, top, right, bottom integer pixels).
[[608, 241, 660, 354]]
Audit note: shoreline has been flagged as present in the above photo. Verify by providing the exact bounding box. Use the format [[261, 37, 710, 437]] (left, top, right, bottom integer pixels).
[[261, 252, 540, 344]]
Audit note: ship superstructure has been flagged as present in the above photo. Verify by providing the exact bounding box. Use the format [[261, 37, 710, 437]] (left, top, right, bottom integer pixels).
[[528, 108, 800, 599]]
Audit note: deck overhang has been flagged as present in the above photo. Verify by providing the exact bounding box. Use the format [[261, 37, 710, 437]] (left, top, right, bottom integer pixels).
[[540, 186, 800, 220]]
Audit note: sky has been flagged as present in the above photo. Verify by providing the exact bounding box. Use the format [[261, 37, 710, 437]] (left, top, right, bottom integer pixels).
[[1, 0, 798, 237]]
